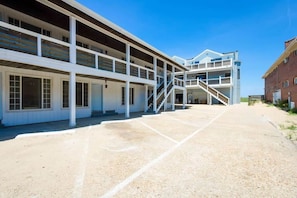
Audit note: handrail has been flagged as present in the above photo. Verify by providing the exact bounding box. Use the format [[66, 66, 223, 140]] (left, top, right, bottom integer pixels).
[[197, 79, 229, 105], [186, 59, 232, 70]]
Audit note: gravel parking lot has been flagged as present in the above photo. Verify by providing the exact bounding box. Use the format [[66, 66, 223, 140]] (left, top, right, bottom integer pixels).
[[0, 103, 297, 197]]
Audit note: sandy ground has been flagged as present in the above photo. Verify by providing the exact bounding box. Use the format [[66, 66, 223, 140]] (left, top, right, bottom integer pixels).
[[0, 103, 297, 197]]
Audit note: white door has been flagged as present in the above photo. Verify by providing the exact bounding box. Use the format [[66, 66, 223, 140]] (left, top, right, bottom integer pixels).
[[273, 89, 281, 104], [91, 84, 102, 111]]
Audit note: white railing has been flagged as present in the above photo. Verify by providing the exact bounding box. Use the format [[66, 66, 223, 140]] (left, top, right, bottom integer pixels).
[[186, 59, 233, 70], [0, 21, 155, 81], [174, 78, 184, 87], [186, 76, 232, 86]]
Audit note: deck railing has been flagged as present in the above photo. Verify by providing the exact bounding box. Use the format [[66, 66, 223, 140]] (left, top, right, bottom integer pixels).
[[186, 76, 231, 86], [0, 21, 155, 81], [186, 59, 232, 70]]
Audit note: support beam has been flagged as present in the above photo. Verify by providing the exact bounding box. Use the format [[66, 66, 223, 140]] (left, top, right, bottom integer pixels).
[[163, 62, 167, 111], [69, 16, 76, 64], [69, 72, 76, 127], [183, 71, 187, 109], [144, 85, 148, 112], [125, 81, 130, 118], [153, 57, 157, 113], [172, 67, 175, 111]]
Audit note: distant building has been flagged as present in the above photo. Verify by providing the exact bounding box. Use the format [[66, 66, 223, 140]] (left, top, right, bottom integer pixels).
[[173, 49, 241, 105], [263, 37, 297, 106]]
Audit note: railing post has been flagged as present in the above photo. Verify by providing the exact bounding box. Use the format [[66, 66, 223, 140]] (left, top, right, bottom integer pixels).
[[219, 76, 221, 85], [126, 43, 130, 76], [37, 35, 42, 57], [138, 67, 141, 78], [146, 70, 149, 79], [95, 54, 98, 69], [112, 59, 115, 72], [69, 16, 76, 64]]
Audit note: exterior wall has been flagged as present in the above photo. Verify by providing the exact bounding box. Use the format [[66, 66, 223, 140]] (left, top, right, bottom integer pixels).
[[265, 50, 297, 104], [1, 66, 146, 126], [0, 71, 2, 122]]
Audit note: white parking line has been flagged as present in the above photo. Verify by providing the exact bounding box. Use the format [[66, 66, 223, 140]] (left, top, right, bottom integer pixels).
[[137, 120, 179, 144], [100, 108, 228, 198]]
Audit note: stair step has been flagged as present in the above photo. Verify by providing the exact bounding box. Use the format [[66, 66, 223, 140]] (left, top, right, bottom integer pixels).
[[91, 111, 104, 117], [104, 110, 118, 116]]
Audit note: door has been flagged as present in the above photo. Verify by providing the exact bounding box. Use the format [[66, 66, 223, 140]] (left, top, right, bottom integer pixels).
[[91, 84, 103, 111], [273, 89, 281, 104]]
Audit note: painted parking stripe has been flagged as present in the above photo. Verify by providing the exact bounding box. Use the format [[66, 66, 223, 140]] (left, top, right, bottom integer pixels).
[[100, 108, 228, 198], [137, 120, 179, 144]]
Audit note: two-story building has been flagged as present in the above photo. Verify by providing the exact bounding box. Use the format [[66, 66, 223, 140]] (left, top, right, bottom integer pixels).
[[173, 49, 241, 105], [263, 37, 297, 106], [0, 0, 188, 127]]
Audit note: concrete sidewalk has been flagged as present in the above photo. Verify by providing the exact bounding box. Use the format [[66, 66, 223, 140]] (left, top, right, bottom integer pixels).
[[0, 104, 296, 197]]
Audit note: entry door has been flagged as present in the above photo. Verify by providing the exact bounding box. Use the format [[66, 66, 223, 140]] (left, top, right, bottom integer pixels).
[[91, 84, 103, 111], [273, 89, 281, 104]]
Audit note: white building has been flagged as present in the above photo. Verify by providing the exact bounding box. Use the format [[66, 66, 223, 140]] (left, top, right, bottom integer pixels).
[[0, 0, 188, 127], [173, 49, 241, 105]]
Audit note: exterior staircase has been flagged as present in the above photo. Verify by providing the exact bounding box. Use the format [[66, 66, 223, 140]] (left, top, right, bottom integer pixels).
[[147, 79, 174, 113], [197, 79, 229, 105]]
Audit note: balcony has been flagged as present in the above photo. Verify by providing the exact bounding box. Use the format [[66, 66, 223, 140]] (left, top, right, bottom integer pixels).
[[0, 21, 155, 81], [186, 59, 232, 71], [186, 76, 232, 87]]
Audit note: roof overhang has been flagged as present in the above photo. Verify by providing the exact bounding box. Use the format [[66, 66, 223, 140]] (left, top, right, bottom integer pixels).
[[262, 38, 297, 79], [37, 0, 188, 71]]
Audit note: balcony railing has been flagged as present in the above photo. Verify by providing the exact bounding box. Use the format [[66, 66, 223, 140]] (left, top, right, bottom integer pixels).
[[0, 21, 154, 81], [186, 76, 232, 86], [186, 59, 232, 70]]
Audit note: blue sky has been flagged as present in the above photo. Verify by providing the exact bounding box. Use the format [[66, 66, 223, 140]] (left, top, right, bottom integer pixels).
[[77, 0, 297, 97]]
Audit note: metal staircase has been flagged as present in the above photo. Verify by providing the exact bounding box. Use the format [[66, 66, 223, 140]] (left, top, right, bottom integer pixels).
[[197, 79, 229, 105]]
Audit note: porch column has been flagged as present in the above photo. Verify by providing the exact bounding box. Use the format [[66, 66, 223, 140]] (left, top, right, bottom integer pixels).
[[69, 72, 76, 127], [126, 43, 130, 76], [171, 67, 175, 111], [183, 71, 187, 109], [153, 57, 157, 113], [125, 81, 130, 118], [69, 16, 76, 64], [144, 85, 148, 112], [163, 62, 167, 111]]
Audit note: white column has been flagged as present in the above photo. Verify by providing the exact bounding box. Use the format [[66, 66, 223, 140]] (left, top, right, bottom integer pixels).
[[69, 72, 76, 127], [69, 16, 76, 64], [163, 62, 167, 111], [171, 67, 175, 111], [125, 81, 130, 118], [126, 43, 130, 76], [183, 71, 187, 109], [144, 85, 148, 112], [153, 57, 157, 113]]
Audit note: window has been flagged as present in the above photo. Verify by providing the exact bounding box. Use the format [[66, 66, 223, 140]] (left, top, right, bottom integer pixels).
[[121, 87, 134, 105], [62, 81, 88, 108], [76, 41, 88, 49], [294, 77, 297, 85], [62, 36, 69, 43], [9, 75, 51, 110], [8, 17, 19, 27], [237, 69, 240, 79], [282, 80, 289, 88], [284, 57, 289, 64], [42, 29, 51, 37], [21, 21, 41, 33]]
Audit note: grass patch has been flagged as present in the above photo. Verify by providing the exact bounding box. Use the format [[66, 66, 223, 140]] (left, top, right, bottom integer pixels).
[[240, 97, 248, 102]]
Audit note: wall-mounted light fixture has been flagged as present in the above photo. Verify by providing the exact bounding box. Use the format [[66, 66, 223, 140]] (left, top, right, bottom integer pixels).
[[105, 79, 108, 88]]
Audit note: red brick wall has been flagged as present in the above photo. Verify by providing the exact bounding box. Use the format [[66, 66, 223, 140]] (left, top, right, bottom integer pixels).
[[265, 50, 297, 105]]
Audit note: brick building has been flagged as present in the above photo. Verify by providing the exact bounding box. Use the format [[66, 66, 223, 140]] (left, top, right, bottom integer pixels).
[[263, 37, 297, 106]]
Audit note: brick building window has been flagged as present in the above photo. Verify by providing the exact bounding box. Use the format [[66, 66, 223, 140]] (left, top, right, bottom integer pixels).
[[282, 80, 289, 88], [294, 77, 297, 85]]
